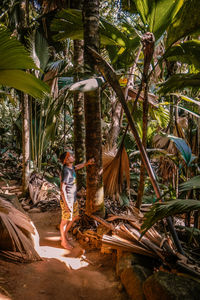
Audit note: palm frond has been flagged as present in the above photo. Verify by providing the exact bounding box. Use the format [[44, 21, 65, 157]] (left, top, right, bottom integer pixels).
[[0, 25, 36, 70], [142, 199, 200, 234], [103, 146, 130, 198], [102, 207, 174, 259], [158, 73, 200, 94], [179, 176, 200, 192], [0, 70, 49, 99], [0, 197, 40, 261], [0, 26, 50, 99], [164, 40, 200, 69], [30, 31, 49, 71], [168, 135, 196, 166]]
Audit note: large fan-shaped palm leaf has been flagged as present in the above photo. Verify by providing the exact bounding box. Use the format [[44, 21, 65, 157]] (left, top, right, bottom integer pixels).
[[0, 26, 49, 99], [103, 146, 130, 198], [133, 0, 183, 40], [166, 0, 200, 48]]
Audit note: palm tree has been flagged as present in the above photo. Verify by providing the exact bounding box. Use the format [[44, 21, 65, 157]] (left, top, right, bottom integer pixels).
[[70, 0, 86, 190], [83, 0, 105, 216]]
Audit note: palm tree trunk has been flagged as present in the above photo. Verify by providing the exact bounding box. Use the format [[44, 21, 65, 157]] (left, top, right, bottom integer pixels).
[[73, 39, 86, 189], [22, 93, 30, 193], [70, 0, 86, 190], [83, 0, 105, 216]]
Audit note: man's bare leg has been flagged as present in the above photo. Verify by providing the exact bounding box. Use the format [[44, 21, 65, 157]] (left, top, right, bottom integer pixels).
[[65, 216, 80, 241], [60, 219, 73, 249]]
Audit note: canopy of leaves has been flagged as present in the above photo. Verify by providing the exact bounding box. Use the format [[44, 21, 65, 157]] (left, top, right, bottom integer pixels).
[[51, 9, 135, 47], [167, 0, 200, 48], [51, 9, 140, 68], [165, 40, 200, 70], [132, 0, 183, 40], [158, 73, 200, 94]]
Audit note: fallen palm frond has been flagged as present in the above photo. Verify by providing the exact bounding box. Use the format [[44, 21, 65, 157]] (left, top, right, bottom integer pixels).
[[101, 207, 175, 260], [0, 196, 40, 261], [102, 146, 130, 198], [92, 207, 200, 278], [141, 199, 200, 235]]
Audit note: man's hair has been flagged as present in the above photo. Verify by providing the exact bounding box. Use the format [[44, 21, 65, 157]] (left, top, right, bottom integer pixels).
[[60, 150, 73, 163]]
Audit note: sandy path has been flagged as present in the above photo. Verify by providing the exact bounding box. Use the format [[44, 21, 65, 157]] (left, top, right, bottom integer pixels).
[[0, 211, 127, 300]]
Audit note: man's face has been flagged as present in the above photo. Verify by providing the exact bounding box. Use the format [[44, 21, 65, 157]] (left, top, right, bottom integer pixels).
[[67, 153, 75, 163]]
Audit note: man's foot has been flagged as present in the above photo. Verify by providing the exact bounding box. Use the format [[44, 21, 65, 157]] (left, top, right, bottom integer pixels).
[[66, 234, 73, 241], [61, 240, 73, 250]]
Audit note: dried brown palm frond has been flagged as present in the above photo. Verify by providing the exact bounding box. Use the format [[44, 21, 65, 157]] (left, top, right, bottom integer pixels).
[[102, 146, 130, 198], [102, 207, 174, 260], [153, 117, 188, 182], [154, 117, 187, 154], [0, 197, 40, 261]]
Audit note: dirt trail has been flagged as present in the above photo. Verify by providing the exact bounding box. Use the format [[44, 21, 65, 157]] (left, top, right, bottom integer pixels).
[[0, 211, 127, 300]]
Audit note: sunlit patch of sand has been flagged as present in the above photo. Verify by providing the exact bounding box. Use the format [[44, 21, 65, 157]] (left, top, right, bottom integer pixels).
[[37, 246, 89, 270]]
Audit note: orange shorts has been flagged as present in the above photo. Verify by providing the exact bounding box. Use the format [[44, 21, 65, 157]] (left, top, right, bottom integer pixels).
[[60, 193, 79, 221]]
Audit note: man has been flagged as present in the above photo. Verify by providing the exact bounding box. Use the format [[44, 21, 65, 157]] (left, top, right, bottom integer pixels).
[[60, 150, 94, 249]]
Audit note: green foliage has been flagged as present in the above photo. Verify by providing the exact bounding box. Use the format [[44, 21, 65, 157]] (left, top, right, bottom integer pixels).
[[121, 0, 137, 13], [31, 31, 50, 72], [167, 0, 200, 48], [165, 40, 200, 70], [179, 176, 200, 192], [168, 135, 196, 166], [133, 0, 183, 40], [0, 26, 50, 99], [158, 73, 200, 94], [51, 9, 140, 68], [142, 199, 200, 234], [0, 26, 36, 70], [0, 70, 49, 99], [51, 9, 131, 46]]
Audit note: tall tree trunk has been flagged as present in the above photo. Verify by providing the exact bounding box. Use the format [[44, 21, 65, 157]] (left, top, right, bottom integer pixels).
[[83, 0, 105, 216], [136, 83, 149, 209], [70, 0, 86, 190], [73, 39, 86, 190], [22, 93, 30, 193], [136, 33, 155, 209], [108, 91, 121, 149], [21, 0, 30, 194]]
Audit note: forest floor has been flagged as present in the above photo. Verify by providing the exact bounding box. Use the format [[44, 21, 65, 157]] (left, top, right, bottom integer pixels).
[[0, 209, 128, 300]]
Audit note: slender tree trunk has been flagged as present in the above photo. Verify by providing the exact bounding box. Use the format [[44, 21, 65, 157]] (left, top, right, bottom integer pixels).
[[73, 39, 86, 189], [21, 0, 30, 193], [136, 83, 149, 208], [83, 0, 104, 216], [136, 33, 155, 209], [108, 91, 121, 149], [22, 93, 30, 193], [70, 0, 86, 190]]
